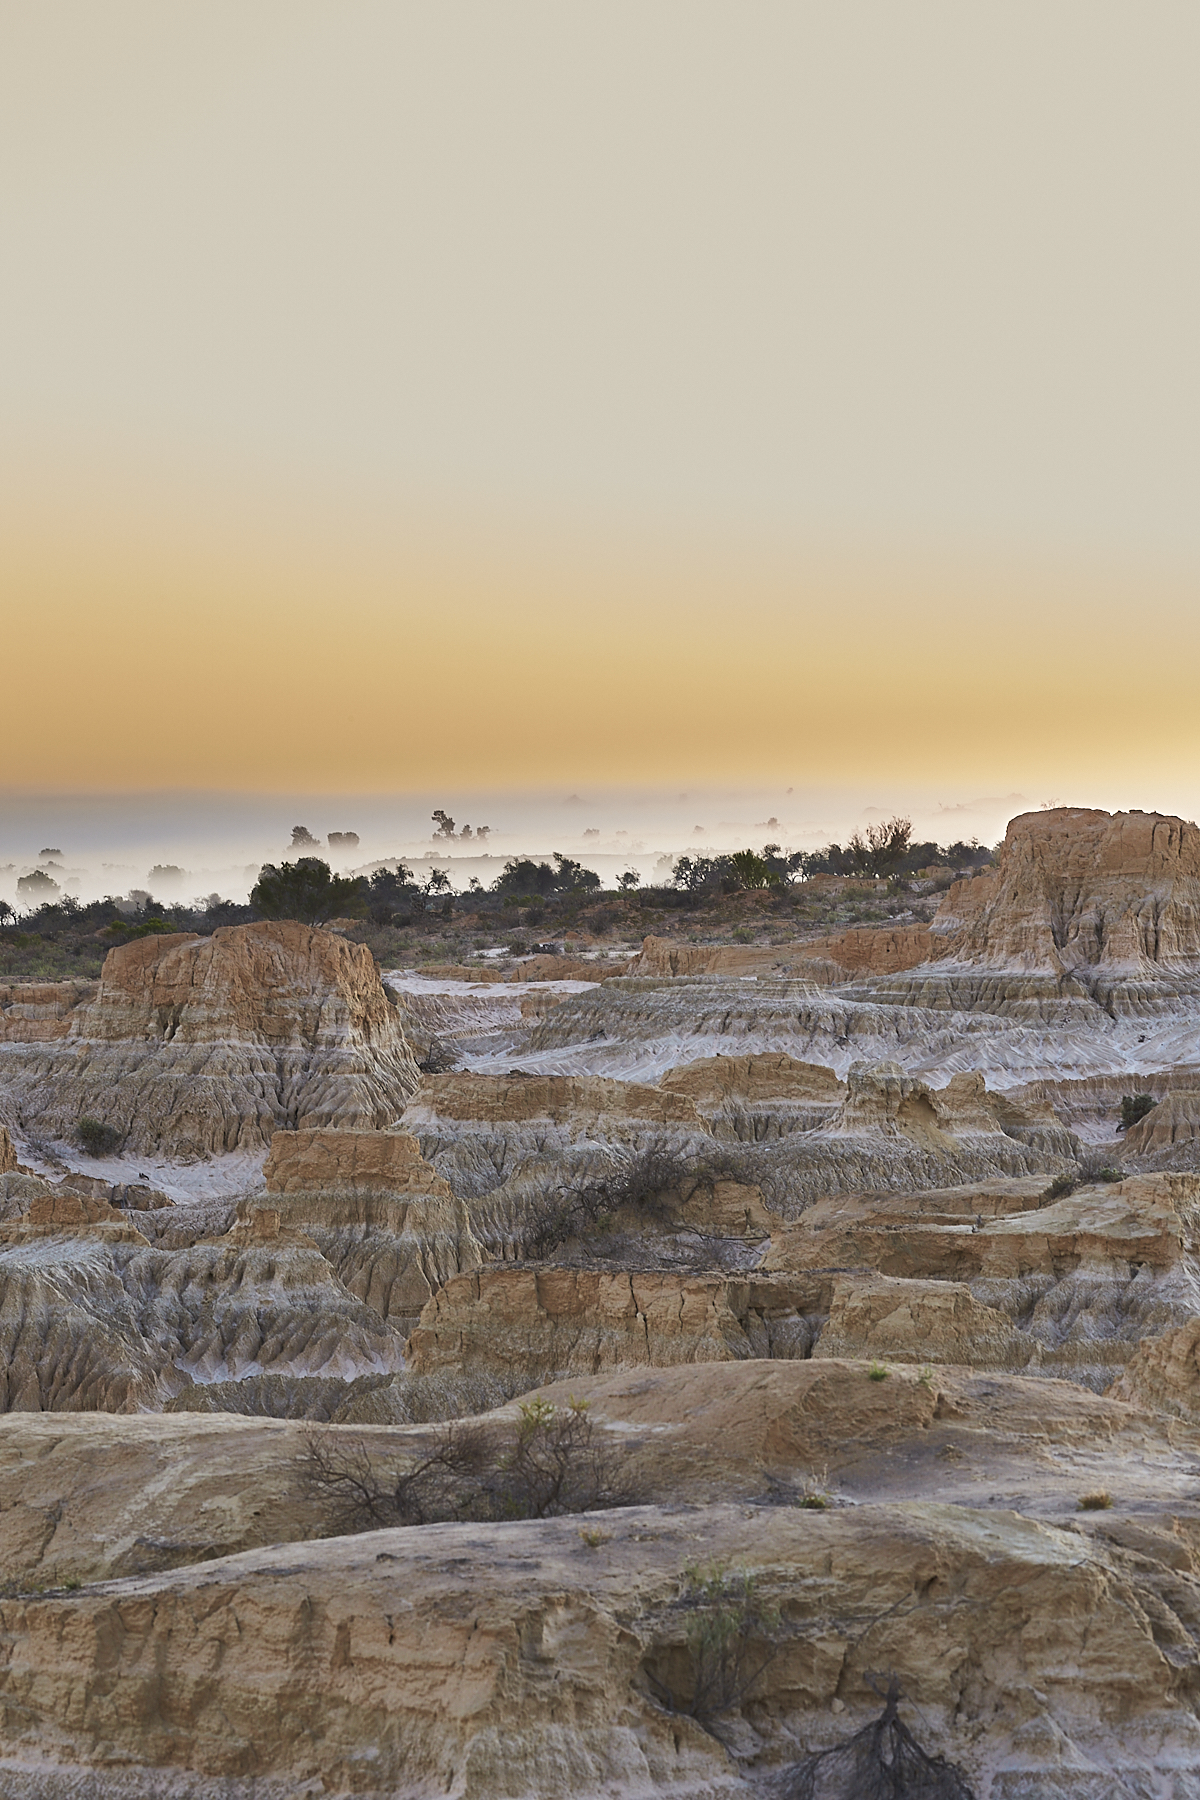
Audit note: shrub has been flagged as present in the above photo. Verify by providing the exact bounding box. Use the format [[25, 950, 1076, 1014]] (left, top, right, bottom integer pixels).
[[1043, 1173, 1076, 1200], [76, 1117, 121, 1157], [1077, 1154, 1124, 1185], [644, 1562, 781, 1723], [1119, 1093, 1156, 1131], [303, 1396, 639, 1532], [522, 1141, 694, 1258], [1078, 1490, 1113, 1511], [867, 1362, 889, 1381]]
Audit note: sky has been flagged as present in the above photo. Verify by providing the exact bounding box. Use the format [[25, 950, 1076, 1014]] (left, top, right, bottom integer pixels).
[[2, 2, 1197, 817]]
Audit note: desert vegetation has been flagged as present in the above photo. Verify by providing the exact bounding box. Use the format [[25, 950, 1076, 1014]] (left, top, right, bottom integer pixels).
[[303, 1395, 639, 1530]]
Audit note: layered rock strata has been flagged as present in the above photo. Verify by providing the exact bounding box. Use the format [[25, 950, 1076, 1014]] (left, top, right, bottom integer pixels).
[[0, 1494, 1197, 1797], [0, 979, 96, 1042], [406, 1266, 826, 1382], [400, 1072, 715, 1255], [0, 923, 420, 1157], [0, 1212, 406, 1412], [254, 1127, 485, 1332], [767, 1171, 1200, 1388]]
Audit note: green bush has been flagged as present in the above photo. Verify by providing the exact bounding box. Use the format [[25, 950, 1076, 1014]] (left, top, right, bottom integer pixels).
[[1119, 1093, 1156, 1131], [76, 1117, 121, 1157]]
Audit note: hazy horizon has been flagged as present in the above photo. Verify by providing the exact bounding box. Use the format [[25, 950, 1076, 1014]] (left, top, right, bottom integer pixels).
[[0, 784, 1190, 911]]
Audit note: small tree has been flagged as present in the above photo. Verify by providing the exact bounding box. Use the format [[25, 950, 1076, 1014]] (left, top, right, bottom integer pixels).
[[290, 825, 320, 849], [432, 810, 456, 838], [251, 858, 367, 926], [17, 869, 59, 898], [618, 869, 641, 891], [1120, 1094, 1156, 1131], [366, 865, 419, 923], [729, 850, 778, 890]]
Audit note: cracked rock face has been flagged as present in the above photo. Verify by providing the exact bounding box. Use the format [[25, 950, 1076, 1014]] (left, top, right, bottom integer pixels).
[[933, 806, 1200, 978]]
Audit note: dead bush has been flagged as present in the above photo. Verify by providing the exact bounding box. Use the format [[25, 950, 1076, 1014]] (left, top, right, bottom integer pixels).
[[304, 1395, 640, 1532], [522, 1141, 694, 1258], [783, 1674, 975, 1798]]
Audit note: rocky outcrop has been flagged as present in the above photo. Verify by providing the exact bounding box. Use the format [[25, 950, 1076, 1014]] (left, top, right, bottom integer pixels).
[[0, 1412, 333, 1585], [1108, 1317, 1200, 1422], [0, 979, 95, 1042], [0, 1127, 15, 1174], [658, 1052, 845, 1139], [0, 923, 420, 1157], [766, 1172, 1200, 1387], [0, 1347, 1197, 1794], [1123, 1087, 1200, 1152], [255, 1128, 485, 1333], [400, 1072, 712, 1255], [626, 927, 938, 982], [796, 922, 937, 975], [404, 1072, 701, 1132], [0, 1216, 406, 1413], [813, 1273, 1025, 1368], [931, 807, 1200, 974], [623, 936, 789, 978], [0, 1494, 1198, 1797], [406, 1266, 827, 1382], [732, 1062, 1075, 1213], [507, 954, 631, 982], [401, 1057, 1074, 1243], [263, 1125, 454, 1195]]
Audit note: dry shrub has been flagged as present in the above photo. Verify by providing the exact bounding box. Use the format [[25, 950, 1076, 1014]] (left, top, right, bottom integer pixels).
[[783, 1676, 975, 1799], [522, 1142, 692, 1257], [304, 1395, 640, 1532]]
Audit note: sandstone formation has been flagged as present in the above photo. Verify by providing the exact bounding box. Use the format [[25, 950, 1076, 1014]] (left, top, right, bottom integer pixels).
[[507, 953, 631, 982], [0, 1492, 1198, 1797], [402, 1054, 1073, 1240], [0, 1216, 406, 1412], [0, 922, 420, 1158], [263, 1124, 455, 1195], [1123, 1086, 1200, 1153], [387, 978, 530, 1066], [0, 979, 96, 1042], [657, 1051, 846, 1138], [1108, 1317, 1200, 1422], [737, 1062, 1075, 1213], [256, 1127, 484, 1332], [399, 1072, 717, 1256], [2, 806, 1200, 1793], [625, 927, 936, 980], [931, 806, 1200, 979], [766, 1171, 1200, 1388], [406, 1267, 825, 1382]]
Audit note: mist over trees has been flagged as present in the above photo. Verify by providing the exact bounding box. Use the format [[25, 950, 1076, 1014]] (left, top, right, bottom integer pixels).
[[490, 855, 601, 897], [251, 859, 368, 926]]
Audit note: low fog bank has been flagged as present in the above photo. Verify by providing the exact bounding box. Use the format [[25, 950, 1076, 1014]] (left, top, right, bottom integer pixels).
[[0, 785, 1034, 914]]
